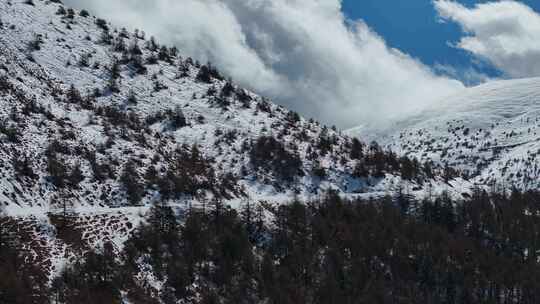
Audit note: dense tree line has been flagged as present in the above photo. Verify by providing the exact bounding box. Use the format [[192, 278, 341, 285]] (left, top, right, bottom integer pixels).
[[5, 189, 540, 303], [0, 218, 50, 304]]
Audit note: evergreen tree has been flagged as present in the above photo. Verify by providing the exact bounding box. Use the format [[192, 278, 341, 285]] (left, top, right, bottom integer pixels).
[[68, 162, 84, 187], [67, 84, 82, 103], [120, 159, 144, 205]]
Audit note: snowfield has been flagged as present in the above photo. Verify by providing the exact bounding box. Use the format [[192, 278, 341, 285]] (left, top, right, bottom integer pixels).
[[349, 77, 540, 191]]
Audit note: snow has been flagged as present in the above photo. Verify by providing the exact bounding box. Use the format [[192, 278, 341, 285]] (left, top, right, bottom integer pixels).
[[0, 0, 445, 216], [349, 77, 540, 190], [0, 0, 475, 285]]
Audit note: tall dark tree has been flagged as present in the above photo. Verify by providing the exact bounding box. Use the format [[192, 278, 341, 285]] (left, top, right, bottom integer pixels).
[[120, 159, 144, 205]]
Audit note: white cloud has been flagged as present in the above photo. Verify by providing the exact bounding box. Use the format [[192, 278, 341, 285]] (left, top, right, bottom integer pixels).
[[435, 0, 540, 78], [433, 63, 493, 86], [64, 0, 463, 128]]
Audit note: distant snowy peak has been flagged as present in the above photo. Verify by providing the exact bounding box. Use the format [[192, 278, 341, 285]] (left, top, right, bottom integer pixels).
[[350, 77, 540, 190]]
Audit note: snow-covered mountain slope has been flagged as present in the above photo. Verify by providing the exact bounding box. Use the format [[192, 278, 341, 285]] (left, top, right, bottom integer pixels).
[[0, 0, 470, 287], [350, 77, 540, 190], [0, 0, 467, 215]]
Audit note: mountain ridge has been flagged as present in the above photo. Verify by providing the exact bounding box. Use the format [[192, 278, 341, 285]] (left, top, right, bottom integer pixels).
[[350, 76, 540, 190]]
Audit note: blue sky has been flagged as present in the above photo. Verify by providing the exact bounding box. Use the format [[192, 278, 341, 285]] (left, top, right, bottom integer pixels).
[[342, 0, 540, 83]]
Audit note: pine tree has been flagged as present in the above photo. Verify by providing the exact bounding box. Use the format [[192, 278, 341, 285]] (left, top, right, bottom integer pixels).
[[120, 159, 144, 205], [47, 154, 68, 188], [107, 60, 121, 93], [169, 106, 187, 130], [158, 46, 171, 63], [196, 65, 213, 83], [66, 84, 82, 103], [68, 162, 84, 188]]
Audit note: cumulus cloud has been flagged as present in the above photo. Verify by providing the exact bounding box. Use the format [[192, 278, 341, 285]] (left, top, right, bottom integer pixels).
[[435, 0, 540, 78], [64, 0, 463, 128]]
